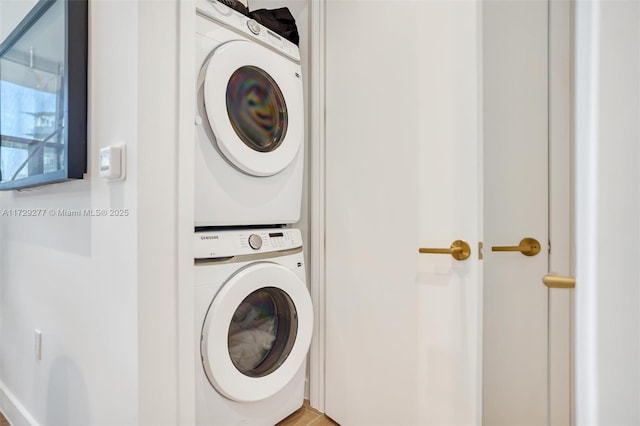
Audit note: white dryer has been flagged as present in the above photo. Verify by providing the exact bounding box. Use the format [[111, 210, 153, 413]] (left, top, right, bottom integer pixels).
[[194, 228, 313, 425], [195, 0, 305, 227]]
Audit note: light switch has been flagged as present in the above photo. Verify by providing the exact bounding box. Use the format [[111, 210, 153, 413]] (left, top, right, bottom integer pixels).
[[99, 145, 126, 181]]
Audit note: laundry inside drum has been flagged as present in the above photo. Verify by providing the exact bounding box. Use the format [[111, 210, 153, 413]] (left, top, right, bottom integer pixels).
[[228, 287, 298, 377]]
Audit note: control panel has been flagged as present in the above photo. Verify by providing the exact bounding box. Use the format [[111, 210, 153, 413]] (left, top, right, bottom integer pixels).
[[194, 228, 302, 259], [196, 0, 300, 63]]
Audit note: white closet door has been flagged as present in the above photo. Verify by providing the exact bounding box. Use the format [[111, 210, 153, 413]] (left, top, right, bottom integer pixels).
[[324, 1, 482, 424], [482, 1, 552, 425]]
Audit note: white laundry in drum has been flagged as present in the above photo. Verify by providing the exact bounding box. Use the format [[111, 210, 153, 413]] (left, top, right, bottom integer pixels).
[[228, 301, 278, 372]]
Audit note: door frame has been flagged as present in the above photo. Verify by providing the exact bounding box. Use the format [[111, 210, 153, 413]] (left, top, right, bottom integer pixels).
[[548, 0, 574, 424], [574, 0, 640, 422], [308, 0, 326, 412]]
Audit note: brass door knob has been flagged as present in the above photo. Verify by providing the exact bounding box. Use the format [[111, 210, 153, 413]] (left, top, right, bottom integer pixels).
[[419, 240, 471, 261], [491, 237, 541, 256]]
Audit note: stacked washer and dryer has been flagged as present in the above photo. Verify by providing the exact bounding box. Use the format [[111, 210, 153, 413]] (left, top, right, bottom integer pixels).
[[193, 1, 313, 425]]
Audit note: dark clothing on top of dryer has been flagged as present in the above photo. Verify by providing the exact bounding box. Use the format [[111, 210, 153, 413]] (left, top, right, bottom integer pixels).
[[249, 8, 300, 46]]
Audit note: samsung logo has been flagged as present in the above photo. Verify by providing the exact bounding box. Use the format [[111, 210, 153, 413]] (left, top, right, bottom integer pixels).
[[200, 235, 219, 240]]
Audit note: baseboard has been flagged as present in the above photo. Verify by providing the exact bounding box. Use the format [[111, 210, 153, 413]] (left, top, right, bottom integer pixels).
[[0, 381, 40, 426]]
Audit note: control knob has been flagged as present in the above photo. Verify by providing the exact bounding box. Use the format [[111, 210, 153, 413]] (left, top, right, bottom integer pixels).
[[247, 19, 261, 35], [248, 234, 263, 250]]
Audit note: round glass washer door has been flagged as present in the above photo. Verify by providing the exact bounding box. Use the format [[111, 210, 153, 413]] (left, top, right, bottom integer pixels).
[[201, 40, 304, 177], [201, 262, 313, 402]]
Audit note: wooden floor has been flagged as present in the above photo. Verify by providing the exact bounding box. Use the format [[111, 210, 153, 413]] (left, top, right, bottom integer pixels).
[[0, 401, 334, 426], [277, 400, 338, 426]]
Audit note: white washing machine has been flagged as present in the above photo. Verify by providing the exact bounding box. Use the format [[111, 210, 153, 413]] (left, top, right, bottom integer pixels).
[[195, 0, 305, 227], [195, 228, 313, 425]]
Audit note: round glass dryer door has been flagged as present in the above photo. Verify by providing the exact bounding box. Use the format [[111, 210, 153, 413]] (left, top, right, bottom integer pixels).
[[201, 262, 313, 402], [201, 41, 304, 177]]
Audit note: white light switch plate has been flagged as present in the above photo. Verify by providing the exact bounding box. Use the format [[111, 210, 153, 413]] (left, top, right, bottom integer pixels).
[[99, 144, 126, 181]]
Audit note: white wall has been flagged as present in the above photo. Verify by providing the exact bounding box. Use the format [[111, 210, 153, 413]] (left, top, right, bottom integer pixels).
[[574, 0, 640, 424], [0, 0, 182, 425], [0, 0, 140, 424]]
